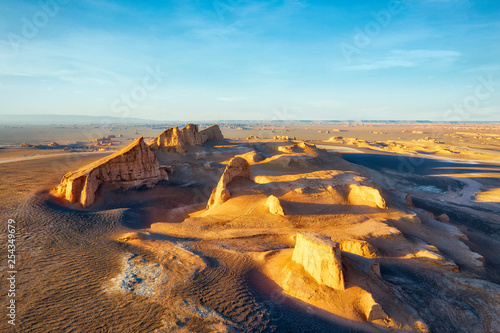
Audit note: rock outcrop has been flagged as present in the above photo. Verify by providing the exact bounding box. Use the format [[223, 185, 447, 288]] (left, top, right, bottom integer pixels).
[[266, 195, 285, 216], [359, 293, 388, 321], [338, 239, 377, 258], [405, 194, 414, 206], [149, 124, 223, 153], [274, 135, 296, 141], [200, 124, 224, 142], [437, 213, 450, 222], [55, 137, 168, 208], [327, 136, 343, 142], [347, 184, 387, 209], [237, 150, 265, 164], [206, 157, 252, 209], [291, 232, 345, 290]]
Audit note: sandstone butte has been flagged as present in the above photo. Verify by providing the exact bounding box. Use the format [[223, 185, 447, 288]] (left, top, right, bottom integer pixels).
[[206, 157, 252, 210], [292, 232, 345, 290], [149, 124, 223, 153], [55, 137, 168, 208], [347, 184, 387, 209]]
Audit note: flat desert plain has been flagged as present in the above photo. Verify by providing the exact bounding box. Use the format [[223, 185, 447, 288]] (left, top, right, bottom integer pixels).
[[1, 122, 499, 332]]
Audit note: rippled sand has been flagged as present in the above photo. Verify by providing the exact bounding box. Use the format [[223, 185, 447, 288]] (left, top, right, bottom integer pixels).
[[0, 155, 363, 332]]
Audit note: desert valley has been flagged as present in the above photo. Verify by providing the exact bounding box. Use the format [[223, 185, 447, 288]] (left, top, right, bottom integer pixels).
[[0, 121, 499, 332]]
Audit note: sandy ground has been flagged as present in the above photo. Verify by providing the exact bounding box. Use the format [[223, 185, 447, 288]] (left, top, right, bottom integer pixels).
[[0, 150, 113, 165], [3, 122, 499, 165], [0, 123, 499, 332]]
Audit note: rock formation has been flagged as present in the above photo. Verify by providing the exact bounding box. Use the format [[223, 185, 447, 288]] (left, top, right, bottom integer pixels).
[[359, 293, 388, 321], [338, 239, 377, 258], [297, 141, 315, 149], [266, 195, 285, 216], [237, 150, 265, 163], [55, 137, 168, 208], [291, 232, 345, 290], [437, 213, 450, 222], [200, 124, 224, 142], [149, 124, 223, 153], [405, 194, 414, 206], [327, 136, 343, 141], [274, 135, 296, 140], [277, 145, 298, 153], [206, 157, 252, 209], [347, 184, 387, 209], [93, 136, 113, 146]]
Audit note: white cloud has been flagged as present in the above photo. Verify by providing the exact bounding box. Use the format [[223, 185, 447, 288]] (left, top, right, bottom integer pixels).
[[391, 49, 461, 59], [217, 97, 247, 102], [344, 60, 415, 71], [466, 64, 500, 73], [343, 49, 461, 71]]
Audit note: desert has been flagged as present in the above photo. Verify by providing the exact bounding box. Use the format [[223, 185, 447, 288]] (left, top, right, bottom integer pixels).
[[1, 121, 499, 332], [2, 1, 500, 332]]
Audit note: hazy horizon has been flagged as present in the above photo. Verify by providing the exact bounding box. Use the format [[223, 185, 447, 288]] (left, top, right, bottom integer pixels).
[[3, 113, 500, 126]]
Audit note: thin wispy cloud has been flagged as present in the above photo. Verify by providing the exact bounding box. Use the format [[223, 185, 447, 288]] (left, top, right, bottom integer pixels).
[[217, 97, 247, 102], [343, 49, 461, 71], [466, 64, 500, 73]]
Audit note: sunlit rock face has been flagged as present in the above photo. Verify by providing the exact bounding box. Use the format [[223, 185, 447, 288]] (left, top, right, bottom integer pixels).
[[55, 137, 167, 208], [347, 184, 387, 209], [338, 239, 377, 258], [199, 124, 225, 142], [266, 195, 285, 216], [359, 293, 388, 321], [206, 157, 252, 209], [292, 232, 345, 290], [237, 150, 265, 164], [149, 124, 223, 153]]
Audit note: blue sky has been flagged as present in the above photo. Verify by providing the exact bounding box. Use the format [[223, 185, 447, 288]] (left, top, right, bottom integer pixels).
[[1, 0, 499, 121]]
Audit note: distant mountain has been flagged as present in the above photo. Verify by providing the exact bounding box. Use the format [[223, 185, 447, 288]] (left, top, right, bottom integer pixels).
[[1, 114, 162, 125], [2, 115, 495, 126]]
